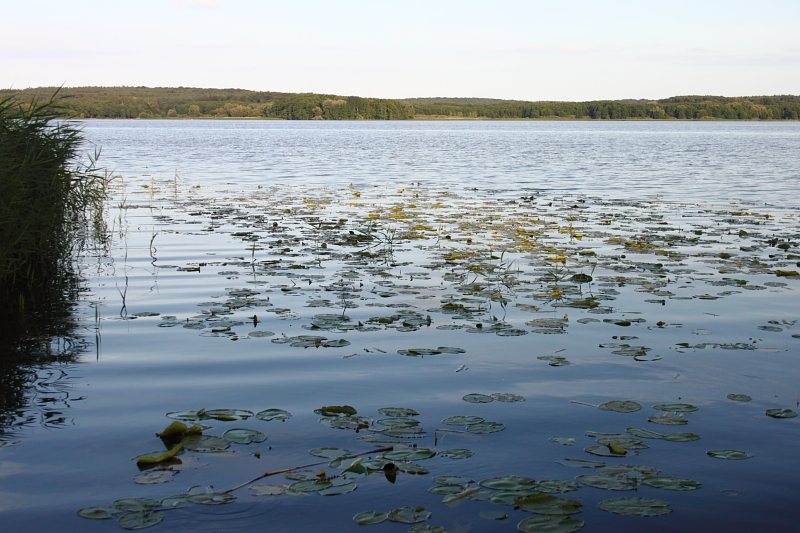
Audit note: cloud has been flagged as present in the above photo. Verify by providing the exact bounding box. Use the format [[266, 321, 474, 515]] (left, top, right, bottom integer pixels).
[[170, 0, 217, 8]]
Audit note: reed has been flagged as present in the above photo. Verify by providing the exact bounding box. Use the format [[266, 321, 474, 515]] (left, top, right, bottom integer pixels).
[[0, 90, 109, 313]]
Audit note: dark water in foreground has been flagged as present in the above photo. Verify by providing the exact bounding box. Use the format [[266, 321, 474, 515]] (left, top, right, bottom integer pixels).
[[1, 121, 799, 533]]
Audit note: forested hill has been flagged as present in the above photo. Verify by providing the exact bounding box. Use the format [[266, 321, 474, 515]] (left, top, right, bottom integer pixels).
[[1, 86, 798, 120]]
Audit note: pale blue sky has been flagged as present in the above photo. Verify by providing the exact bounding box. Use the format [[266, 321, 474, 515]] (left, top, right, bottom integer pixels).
[[3, 0, 798, 100]]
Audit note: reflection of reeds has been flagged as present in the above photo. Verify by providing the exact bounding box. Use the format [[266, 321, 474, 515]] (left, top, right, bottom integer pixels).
[[0, 90, 110, 311]]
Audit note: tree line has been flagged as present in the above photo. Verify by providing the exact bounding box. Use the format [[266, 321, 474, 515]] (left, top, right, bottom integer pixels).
[[1, 87, 798, 120]]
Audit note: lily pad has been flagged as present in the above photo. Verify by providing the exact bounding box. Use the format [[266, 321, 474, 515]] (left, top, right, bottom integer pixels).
[[309, 447, 351, 459], [429, 484, 466, 495], [576, 474, 638, 490], [378, 417, 420, 428], [489, 490, 540, 505], [133, 470, 175, 484], [593, 464, 660, 477], [641, 476, 701, 490], [387, 507, 431, 524], [378, 407, 419, 417], [707, 449, 754, 460], [598, 497, 672, 516], [598, 400, 642, 413], [112, 499, 162, 512], [648, 415, 688, 426], [181, 434, 231, 452], [77, 507, 119, 520], [315, 405, 357, 417], [518, 516, 585, 533], [726, 394, 752, 402], [442, 415, 484, 426], [248, 331, 275, 338], [663, 432, 701, 442], [204, 409, 254, 421], [467, 421, 505, 433], [515, 494, 583, 515], [437, 346, 467, 353], [625, 428, 664, 439], [223, 428, 266, 444], [496, 328, 529, 336], [438, 448, 474, 459], [653, 403, 698, 412], [491, 393, 525, 402], [383, 448, 436, 461], [463, 393, 494, 403], [536, 480, 581, 493], [584, 445, 634, 457], [596, 437, 649, 450], [353, 511, 388, 525], [766, 409, 798, 418], [250, 484, 286, 496], [289, 479, 333, 492], [186, 492, 237, 505], [319, 483, 357, 496], [118, 511, 164, 530], [256, 408, 292, 421], [433, 475, 474, 485], [409, 525, 444, 533], [480, 475, 538, 491]]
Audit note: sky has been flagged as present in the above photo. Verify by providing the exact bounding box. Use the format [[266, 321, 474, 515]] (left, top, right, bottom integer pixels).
[[2, 0, 799, 101]]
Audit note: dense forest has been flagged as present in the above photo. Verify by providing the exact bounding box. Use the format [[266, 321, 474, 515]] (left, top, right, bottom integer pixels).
[[1, 87, 798, 120]]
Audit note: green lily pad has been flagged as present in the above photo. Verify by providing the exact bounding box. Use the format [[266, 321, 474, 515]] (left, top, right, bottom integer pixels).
[[598, 400, 642, 413], [160, 494, 191, 507], [181, 434, 231, 452], [429, 484, 466, 495], [467, 421, 505, 433], [223, 428, 267, 444], [250, 484, 286, 495], [409, 525, 444, 533], [517, 516, 585, 533], [248, 331, 275, 338], [383, 426, 425, 437], [203, 409, 254, 421], [255, 408, 292, 421], [625, 428, 664, 439], [596, 437, 649, 450], [438, 448, 474, 459], [489, 490, 540, 505], [653, 403, 698, 412], [463, 393, 494, 403], [480, 475, 538, 491], [118, 511, 164, 530], [398, 348, 442, 356], [491, 393, 525, 402], [398, 463, 430, 475], [766, 409, 798, 418], [309, 447, 351, 459], [496, 328, 529, 336], [112, 499, 162, 512], [536, 480, 581, 493], [576, 474, 638, 490], [437, 347, 467, 353], [648, 415, 688, 425], [387, 507, 431, 524], [480, 510, 508, 520], [319, 483, 357, 496], [442, 415, 484, 425], [557, 458, 605, 468], [593, 464, 661, 477], [186, 492, 236, 505], [378, 407, 419, 417], [641, 476, 701, 490], [515, 494, 583, 515], [663, 432, 701, 442], [285, 470, 319, 481], [315, 405, 357, 417], [378, 417, 420, 427], [584, 445, 633, 457], [289, 479, 333, 492], [726, 394, 752, 402], [597, 497, 672, 516], [383, 448, 436, 461], [353, 511, 388, 525], [707, 449, 754, 459], [433, 475, 474, 485], [77, 507, 119, 520], [133, 470, 175, 484]]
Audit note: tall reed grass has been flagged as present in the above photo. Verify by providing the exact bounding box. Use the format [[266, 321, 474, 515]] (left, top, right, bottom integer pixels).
[[0, 91, 109, 312]]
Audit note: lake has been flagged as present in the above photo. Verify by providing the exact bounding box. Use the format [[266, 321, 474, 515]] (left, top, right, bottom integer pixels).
[[1, 120, 799, 533]]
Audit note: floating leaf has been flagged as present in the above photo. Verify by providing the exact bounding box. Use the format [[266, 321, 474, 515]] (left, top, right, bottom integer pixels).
[[433, 475, 474, 485], [463, 393, 494, 403], [536, 480, 581, 493], [593, 464, 661, 477], [387, 507, 431, 524], [378, 407, 419, 417], [653, 403, 698, 412], [438, 448, 474, 459], [250, 484, 286, 496], [766, 409, 797, 418], [726, 394, 752, 402], [497, 328, 529, 336], [353, 511, 388, 525], [309, 447, 351, 459], [515, 494, 583, 515], [204, 409, 254, 421], [479, 510, 507, 520], [248, 331, 275, 338], [442, 415, 484, 426], [383, 448, 436, 461], [707, 449, 754, 460], [549, 438, 576, 446], [597, 497, 672, 517], [467, 421, 505, 433], [641, 476, 701, 490], [319, 483, 357, 496], [77, 507, 119, 520], [256, 408, 292, 421], [598, 401, 642, 413], [596, 437, 648, 450], [663, 432, 701, 442], [223, 428, 266, 444], [112, 499, 162, 512], [133, 470, 175, 484], [489, 490, 540, 505], [625, 428, 663, 439], [429, 484, 465, 495], [181, 435, 230, 452], [517, 516, 585, 533], [576, 474, 638, 490], [186, 492, 237, 505], [647, 415, 688, 426], [289, 479, 333, 492], [437, 346, 467, 353], [557, 458, 605, 468], [584, 446, 635, 457], [315, 405, 357, 417], [136, 444, 183, 465], [480, 475, 537, 491], [378, 417, 420, 428], [118, 511, 164, 530], [490, 393, 525, 402]]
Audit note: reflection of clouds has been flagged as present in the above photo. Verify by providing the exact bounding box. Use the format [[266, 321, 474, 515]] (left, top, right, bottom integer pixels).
[[170, 0, 218, 8]]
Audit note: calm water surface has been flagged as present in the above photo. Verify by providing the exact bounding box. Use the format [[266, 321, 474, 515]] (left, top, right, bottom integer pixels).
[[1, 121, 799, 533]]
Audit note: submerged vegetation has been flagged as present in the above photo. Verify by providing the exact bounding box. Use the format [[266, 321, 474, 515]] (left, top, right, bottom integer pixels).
[[1, 87, 799, 120]]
